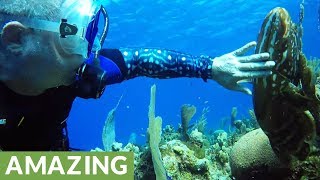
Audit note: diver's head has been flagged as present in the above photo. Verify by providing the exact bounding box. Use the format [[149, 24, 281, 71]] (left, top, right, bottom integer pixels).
[[0, 0, 104, 59], [0, 0, 109, 94]]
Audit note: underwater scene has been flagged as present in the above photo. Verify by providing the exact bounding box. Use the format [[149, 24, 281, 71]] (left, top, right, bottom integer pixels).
[[66, 0, 320, 179]]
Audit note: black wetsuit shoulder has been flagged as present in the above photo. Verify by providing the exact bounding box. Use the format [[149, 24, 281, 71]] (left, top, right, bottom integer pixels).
[[0, 81, 76, 150]]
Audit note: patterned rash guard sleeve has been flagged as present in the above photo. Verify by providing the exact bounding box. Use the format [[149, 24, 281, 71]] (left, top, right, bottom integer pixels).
[[119, 48, 214, 81]]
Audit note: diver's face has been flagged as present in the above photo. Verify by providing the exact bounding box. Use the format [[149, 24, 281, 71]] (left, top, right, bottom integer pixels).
[[1, 21, 83, 63], [0, 21, 85, 95]]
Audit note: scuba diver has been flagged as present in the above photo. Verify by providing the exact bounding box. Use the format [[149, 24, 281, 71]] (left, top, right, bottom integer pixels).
[[0, 0, 274, 151]]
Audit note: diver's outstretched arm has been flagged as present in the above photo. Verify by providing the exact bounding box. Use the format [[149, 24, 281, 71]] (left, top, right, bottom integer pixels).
[[75, 43, 273, 98], [112, 42, 273, 95], [116, 47, 214, 81]]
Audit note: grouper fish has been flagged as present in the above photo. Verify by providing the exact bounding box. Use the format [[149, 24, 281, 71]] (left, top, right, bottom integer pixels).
[[253, 7, 320, 164]]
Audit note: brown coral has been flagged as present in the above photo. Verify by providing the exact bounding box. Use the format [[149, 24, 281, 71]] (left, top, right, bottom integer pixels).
[[229, 129, 287, 179]]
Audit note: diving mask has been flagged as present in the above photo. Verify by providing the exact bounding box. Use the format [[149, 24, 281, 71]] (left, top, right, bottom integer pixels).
[[0, 1, 109, 58]]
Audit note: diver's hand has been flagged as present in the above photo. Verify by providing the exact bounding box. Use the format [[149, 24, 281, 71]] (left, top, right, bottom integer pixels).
[[211, 41, 274, 95]]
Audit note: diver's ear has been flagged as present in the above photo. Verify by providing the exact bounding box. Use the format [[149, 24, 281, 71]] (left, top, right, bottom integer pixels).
[[1, 21, 27, 46]]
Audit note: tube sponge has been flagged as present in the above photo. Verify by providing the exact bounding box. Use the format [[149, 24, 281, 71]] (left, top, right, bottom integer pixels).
[[147, 84, 167, 180]]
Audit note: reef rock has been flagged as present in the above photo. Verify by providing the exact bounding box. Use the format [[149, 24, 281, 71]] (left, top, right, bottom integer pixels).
[[160, 140, 230, 180], [160, 140, 211, 179], [253, 7, 320, 164]]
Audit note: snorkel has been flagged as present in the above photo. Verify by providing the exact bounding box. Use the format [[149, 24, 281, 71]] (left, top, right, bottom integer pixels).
[[78, 6, 123, 98], [85, 5, 109, 58], [69, 1, 123, 98]]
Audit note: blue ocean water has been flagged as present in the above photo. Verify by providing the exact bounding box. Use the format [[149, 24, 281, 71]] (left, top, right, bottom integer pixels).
[[68, 0, 320, 150]]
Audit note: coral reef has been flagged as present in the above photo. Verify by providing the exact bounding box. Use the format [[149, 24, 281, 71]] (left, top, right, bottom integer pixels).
[[160, 129, 231, 180], [95, 95, 320, 179], [134, 148, 155, 179], [207, 130, 231, 171], [162, 125, 180, 142], [160, 140, 212, 179], [189, 129, 205, 146], [222, 108, 260, 145], [93, 85, 253, 179]]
